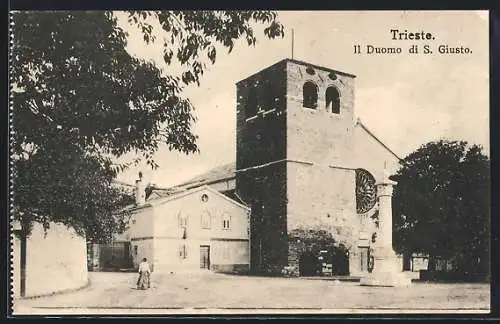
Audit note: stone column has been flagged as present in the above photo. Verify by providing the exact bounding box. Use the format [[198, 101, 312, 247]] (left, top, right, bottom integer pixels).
[[359, 175, 411, 287]]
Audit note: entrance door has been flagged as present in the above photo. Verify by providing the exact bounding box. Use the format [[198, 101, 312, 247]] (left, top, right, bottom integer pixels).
[[299, 251, 320, 276], [200, 245, 210, 270], [332, 246, 350, 276]]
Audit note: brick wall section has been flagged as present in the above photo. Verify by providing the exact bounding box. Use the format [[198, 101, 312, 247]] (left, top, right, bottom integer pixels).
[[236, 61, 288, 274]]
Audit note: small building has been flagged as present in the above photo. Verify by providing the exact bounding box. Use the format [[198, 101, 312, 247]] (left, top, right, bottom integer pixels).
[[121, 181, 251, 274]]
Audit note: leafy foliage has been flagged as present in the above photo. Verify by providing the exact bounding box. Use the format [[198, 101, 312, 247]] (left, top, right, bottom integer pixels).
[[127, 11, 284, 87], [11, 10, 284, 240], [392, 140, 490, 275], [13, 145, 134, 243], [289, 220, 356, 251]]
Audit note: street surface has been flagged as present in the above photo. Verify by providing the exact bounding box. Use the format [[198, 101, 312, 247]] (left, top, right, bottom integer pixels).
[[14, 271, 490, 315]]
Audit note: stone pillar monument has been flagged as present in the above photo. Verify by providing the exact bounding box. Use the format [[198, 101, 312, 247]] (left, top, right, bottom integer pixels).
[[360, 173, 411, 287]]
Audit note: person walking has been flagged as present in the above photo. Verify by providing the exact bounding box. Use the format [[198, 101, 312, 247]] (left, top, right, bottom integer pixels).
[[137, 258, 151, 290]]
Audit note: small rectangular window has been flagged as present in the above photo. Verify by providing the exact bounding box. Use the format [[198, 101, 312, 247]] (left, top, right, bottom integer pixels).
[[134, 245, 138, 256], [179, 244, 188, 259], [222, 213, 231, 230]]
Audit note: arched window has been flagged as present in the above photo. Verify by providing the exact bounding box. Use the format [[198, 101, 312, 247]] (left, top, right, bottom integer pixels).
[[246, 87, 258, 117], [302, 81, 318, 109], [201, 211, 211, 229], [326, 86, 341, 114]]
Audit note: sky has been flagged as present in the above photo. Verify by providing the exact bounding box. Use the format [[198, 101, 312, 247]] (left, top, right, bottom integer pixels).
[[114, 11, 489, 188]]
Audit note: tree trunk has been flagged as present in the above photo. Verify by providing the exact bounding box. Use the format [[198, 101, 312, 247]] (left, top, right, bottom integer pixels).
[[19, 217, 31, 297], [20, 230, 27, 297]]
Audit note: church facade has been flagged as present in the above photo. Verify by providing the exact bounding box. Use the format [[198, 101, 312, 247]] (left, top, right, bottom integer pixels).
[[118, 58, 403, 277], [233, 59, 401, 276]]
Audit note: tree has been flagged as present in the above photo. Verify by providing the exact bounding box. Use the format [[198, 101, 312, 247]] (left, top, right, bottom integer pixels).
[[11, 11, 284, 240], [13, 145, 134, 243], [392, 140, 490, 277]]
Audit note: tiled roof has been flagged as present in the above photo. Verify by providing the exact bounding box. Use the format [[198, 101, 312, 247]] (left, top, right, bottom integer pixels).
[[142, 163, 237, 204], [175, 162, 236, 189]]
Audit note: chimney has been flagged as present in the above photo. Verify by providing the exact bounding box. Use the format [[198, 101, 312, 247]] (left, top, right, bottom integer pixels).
[[135, 172, 147, 206]]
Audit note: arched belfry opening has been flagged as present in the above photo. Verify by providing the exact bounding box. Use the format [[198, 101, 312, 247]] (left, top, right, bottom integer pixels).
[[326, 86, 341, 114], [303, 81, 318, 109]]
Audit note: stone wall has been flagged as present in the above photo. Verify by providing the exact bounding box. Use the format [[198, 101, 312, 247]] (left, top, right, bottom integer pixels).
[[238, 163, 288, 274], [286, 163, 358, 274], [235, 59, 365, 276], [287, 228, 336, 276], [235, 60, 287, 169], [236, 61, 289, 274], [11, 222, 88, 298], [286, 60, 356, 167], [284, 60, 359, 275]]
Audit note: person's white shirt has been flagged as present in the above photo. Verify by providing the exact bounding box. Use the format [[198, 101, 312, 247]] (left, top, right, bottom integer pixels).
[[138, 261, 150, 273]]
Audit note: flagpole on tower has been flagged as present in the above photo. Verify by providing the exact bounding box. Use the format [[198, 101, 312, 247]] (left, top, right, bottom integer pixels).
[[291, 28, 295, 59]]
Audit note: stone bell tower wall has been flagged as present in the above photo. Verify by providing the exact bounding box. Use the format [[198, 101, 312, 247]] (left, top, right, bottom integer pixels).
[[284, 60, 359, 275], [235, 61, 289, 274]]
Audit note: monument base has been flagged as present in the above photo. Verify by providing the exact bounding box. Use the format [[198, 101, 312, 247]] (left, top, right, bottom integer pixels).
[[360, 271, 411, 287], [359, 247, 411, 287]]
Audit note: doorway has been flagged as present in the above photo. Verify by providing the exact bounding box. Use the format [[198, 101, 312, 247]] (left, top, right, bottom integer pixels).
[[200, 245, 210, 270], [331, 245, 350, 276], [299, 251, 321, 276]]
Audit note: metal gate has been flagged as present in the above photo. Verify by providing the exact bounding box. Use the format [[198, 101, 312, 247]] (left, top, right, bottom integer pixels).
[[88, 242, 132, 271]]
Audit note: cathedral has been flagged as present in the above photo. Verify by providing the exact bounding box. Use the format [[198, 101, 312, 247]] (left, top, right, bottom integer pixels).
[[232, 58, 401, 276], [119, 58, 402, 277]]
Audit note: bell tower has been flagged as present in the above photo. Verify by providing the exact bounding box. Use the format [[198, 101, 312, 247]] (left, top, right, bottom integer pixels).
[[236, 58, 357, 275]]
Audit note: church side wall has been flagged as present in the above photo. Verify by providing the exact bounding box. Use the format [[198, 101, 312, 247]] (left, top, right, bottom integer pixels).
[[352, 125, 401, 180]]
